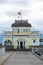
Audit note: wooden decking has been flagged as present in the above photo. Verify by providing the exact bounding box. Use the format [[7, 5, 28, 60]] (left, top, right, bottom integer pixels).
[[3, 51, 43, 65]]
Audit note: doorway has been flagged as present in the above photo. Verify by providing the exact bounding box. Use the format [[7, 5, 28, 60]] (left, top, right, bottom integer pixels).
[[20, 41, 23, 49]]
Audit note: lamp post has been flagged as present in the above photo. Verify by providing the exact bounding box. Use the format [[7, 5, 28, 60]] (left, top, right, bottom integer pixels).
[[12, 28, 14, 50]]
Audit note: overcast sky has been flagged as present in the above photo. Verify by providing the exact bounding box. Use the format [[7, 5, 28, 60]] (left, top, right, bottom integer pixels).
[[0, 0, 43, 34]]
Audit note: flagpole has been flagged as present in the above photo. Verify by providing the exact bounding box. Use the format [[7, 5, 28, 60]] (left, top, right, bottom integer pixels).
[[18, 11, 22, 20]]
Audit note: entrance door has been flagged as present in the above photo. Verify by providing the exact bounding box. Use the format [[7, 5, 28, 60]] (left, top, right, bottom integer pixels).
[[20, 41, 23, 49]]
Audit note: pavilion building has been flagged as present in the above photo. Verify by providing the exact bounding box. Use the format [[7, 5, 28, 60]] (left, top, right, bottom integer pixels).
[[3, 19, 40, 50]]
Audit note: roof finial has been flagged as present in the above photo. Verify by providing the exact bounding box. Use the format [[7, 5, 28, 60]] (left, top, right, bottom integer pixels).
[[18, 10, 22, 20]]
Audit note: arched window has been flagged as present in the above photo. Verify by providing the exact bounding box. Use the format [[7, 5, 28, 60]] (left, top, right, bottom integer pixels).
[[4, 40, 12, 45]]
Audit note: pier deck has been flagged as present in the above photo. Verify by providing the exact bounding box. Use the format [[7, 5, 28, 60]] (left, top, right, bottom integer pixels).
[[3, 51, 43, 65], [0, 48, 9, 61]]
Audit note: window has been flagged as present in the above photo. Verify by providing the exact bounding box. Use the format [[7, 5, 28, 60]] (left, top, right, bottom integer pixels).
[[4, 40, 12, 43], [26, 29, 27, 32], [4, 40, 12, 45], [23, 29, 25, 32], [33, 40, 36, 43], [12, 28, 14, 31], [18, 42, 19, 45], [24, 41, 25, 45], [17, 29, 19, 33]]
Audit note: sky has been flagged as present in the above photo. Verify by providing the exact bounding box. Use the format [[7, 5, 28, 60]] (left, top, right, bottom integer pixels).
[[0, 0, 43, 34]]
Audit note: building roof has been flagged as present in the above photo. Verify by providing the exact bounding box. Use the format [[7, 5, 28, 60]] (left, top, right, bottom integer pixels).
[[11, 20, 32, 27]]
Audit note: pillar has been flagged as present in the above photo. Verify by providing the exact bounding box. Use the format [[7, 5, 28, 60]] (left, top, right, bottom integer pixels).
[[19, 41, 20, 49]]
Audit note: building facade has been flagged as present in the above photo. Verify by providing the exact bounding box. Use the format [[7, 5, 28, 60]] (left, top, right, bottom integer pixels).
[[3, 20, 40, 50]]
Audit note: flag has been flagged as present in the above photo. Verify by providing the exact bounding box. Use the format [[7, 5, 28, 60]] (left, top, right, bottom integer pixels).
[[18, 12, 21, 15]]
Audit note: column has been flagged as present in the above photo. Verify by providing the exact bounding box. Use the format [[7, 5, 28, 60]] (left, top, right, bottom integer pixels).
[[19, 41, 20, 49]]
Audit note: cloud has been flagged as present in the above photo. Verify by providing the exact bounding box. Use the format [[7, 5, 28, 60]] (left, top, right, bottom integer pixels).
[[0, 0, 7, 5], [0, 0, 43, 34], [7, 0, 29, 6], [0, 25, 12, 34], [5, 11, 17, 17]]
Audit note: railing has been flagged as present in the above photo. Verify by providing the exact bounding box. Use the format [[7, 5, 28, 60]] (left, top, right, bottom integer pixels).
[[32, 47, 43, 55]]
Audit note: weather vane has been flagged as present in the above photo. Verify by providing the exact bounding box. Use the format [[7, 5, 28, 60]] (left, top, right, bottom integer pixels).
[[18, 10, 22, 20]]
